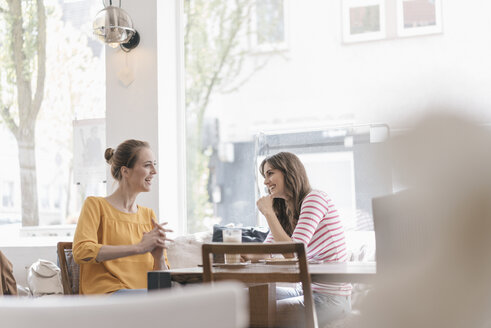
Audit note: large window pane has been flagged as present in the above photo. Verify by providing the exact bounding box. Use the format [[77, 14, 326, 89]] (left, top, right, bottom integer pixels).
[[0, 0, 105, 239], [184, 0, 491, 234]]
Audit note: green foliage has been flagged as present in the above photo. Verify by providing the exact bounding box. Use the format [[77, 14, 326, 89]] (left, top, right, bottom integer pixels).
[[184, 0, 257, 233], [0, 0, 51, 126], [184, 0, 278, 232], [184, 0, 254, 122], [21, 0, 39, 78], [186, 146, 214, 233]]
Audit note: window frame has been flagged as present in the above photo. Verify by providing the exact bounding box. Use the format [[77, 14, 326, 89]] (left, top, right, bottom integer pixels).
[[249, 0, 290, 53]]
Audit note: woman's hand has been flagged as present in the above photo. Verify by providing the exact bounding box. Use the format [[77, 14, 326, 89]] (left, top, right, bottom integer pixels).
[[95, 221, 173, 263], [257, 195, 275, 217], [151, 221, 173, 270], [257, 196, 293, 243], [138, 220, 173, 254]]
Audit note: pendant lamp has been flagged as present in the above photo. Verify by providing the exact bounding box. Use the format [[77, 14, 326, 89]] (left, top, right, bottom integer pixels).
[[93, 0, 140, 52]]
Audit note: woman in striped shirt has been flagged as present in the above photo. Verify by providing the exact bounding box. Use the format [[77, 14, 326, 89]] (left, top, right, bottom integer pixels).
[[257, 152, 352, 327]]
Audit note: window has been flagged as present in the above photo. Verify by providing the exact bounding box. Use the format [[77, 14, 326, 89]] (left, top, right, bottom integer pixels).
[[0, 0, 105, 240], [253, 0, 288, 50], [1, 181, 14, 208], [255, 126, 389, 231], [183, 0, 491, 235], [396, 0, 443, 36]]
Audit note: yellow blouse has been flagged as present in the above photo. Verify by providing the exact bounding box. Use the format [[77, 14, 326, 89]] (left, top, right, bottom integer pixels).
[[73, 196, 169, 294]]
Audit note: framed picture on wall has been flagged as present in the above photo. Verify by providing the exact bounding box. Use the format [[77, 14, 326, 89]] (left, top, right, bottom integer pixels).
[[342, 0, 386, 43], [396, 0, 442, 37], [73, 118, 106, 185]]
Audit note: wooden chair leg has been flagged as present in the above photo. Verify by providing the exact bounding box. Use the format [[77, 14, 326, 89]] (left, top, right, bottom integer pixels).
[[248, 283, 276, 328]]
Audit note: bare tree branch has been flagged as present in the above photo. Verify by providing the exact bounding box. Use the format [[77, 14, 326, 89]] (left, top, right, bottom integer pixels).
[[30, 0, 47, 121], [9, 0, 32, 125], [0, 106, 19, 138], [0, 72, 18, 135], [3, 0, 47, 226], [219, 57, 271, 94], [195, 0, 249, 134], [184, 0, 282, 230]]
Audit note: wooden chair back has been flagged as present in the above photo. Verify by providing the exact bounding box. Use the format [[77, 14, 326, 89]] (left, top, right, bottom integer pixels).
[[202, 242, 317, 328], [57, 242, 79, 295]]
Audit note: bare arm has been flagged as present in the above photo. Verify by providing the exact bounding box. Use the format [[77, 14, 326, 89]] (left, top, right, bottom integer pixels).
[[262, 210, 292, 242], [257, 195, 292, 242], [256, 195, 294, 258], [95, 244, 143, 262], [152, 253, 169, 270], [150, 220, 173, 270]]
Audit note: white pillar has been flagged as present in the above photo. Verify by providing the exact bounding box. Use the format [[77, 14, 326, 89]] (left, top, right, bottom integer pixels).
[[105, 0, 185, 235], [157, 0, 187, 235]]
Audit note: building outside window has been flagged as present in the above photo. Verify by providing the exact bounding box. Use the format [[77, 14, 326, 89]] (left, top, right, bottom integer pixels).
[[182, 0, 491, 234]]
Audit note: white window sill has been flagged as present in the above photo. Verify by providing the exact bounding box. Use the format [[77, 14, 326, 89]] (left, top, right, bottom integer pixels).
[[0, 224, 74, 247]]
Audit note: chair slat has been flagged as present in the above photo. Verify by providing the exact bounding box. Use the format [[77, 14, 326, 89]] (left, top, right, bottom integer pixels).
[[57, 242, 78, 295]]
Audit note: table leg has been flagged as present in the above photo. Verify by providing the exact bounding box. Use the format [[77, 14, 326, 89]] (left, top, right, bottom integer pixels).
[[248, 283, 276, 328]]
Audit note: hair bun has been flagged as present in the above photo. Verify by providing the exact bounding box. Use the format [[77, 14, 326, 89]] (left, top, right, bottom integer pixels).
[[104, 148, 115, 164]]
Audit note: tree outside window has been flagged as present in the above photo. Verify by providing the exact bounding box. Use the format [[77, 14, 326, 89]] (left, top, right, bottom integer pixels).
[[184, 0, 284, 232], [0, 0, 105, 232]]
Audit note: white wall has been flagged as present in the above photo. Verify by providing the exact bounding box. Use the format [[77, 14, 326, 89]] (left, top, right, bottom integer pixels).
[[105, 0, 159, 209], [1, 246, 56, 287], [105, 0, 182, 234]]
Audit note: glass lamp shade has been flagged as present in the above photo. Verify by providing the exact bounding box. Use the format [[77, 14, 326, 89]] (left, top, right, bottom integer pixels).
[[93, 6, 135, 45]]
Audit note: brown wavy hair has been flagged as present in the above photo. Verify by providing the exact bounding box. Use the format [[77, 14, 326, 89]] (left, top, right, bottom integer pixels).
[[104, 139, 150, 181], [260, 152, 312, 236]]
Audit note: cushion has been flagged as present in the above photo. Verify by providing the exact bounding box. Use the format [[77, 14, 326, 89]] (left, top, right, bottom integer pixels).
[[65, 249, 80, 294], [166, 231, 213, 269]]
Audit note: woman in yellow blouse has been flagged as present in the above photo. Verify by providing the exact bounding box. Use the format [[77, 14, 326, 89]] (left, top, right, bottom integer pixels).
[[73, 139, 171, 294]]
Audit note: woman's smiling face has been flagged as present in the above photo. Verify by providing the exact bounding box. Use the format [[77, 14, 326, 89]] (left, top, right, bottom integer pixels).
[[125, 147, 157, 193], [263, 161, 287, 199]]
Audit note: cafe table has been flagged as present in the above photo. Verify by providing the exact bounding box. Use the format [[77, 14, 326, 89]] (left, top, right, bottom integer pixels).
[[165, 261, 376, 283], [153, 261, 376, 327]]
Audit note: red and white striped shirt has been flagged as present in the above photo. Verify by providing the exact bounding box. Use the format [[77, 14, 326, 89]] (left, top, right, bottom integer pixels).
[[265, 190, 352, 296]]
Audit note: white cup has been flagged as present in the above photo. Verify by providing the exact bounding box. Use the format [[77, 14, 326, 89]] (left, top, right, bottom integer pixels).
[[222, 228, 242, 264]]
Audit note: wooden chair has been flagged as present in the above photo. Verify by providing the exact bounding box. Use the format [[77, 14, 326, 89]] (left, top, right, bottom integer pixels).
[[202, 242, 317, 328], [57, 242, 79, 295]]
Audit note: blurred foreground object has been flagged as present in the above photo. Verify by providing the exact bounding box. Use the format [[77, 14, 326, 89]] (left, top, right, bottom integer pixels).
[[0, 281, 248, 328], [0, 251, 17, 296], [350, 113, 491, 328]]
